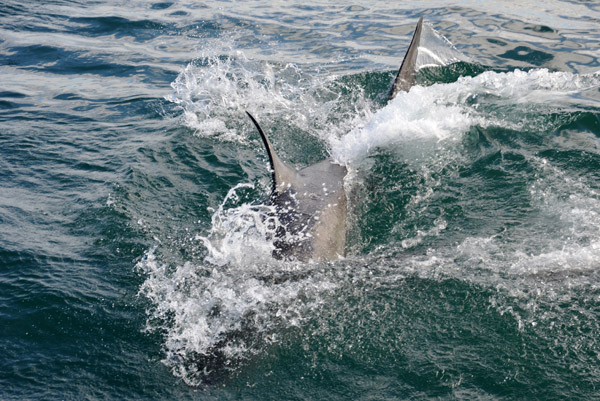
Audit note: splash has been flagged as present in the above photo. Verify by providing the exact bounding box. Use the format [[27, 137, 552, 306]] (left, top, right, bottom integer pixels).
[[137, 182, 343, 385], [166, 55, 291, 140], [165, 51, 352, 142], [197, 183, 277, 266], [137, 246, 340, 385], [146, 23, 600, 386], [330, 68, 600, 165]]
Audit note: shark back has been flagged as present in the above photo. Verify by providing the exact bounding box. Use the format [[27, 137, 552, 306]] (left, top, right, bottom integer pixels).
[[246, 112, 347, 261], [286, 159, 347, 261], [245, 16, 424, 261]]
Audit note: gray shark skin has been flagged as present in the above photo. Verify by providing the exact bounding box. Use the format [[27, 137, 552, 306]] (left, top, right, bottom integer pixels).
[[246, 112, 347, 261], [246, 17, 424, 262]]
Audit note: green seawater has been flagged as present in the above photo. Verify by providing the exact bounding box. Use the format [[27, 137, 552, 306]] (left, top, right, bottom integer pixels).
[[1, 1, 600, 399]]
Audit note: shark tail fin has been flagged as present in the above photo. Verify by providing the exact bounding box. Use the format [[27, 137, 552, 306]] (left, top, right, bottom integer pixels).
[[388, 16, 424, 101], [246, 111, 298, 193]]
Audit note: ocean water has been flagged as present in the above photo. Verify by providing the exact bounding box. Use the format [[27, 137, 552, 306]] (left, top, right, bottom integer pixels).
[[1, 0, 600, 399]]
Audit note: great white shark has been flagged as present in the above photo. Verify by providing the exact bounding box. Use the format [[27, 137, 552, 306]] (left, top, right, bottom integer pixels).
[[246, 17, 424, 262], [187, 17, 426, 385]]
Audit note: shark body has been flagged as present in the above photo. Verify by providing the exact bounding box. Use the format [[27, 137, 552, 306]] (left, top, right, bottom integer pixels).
[[246, 17, 424, 262]]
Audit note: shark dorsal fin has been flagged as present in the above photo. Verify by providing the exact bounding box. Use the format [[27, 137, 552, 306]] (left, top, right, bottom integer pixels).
[[246, 111, 298, 193], [388, 16, 424, 101]]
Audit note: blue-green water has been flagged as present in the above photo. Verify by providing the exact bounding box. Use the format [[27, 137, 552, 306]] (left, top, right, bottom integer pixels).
[[2, 1, 600, 399]]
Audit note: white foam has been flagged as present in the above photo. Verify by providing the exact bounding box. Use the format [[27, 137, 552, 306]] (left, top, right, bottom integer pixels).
[[137, 183, 342, 385], [330, 83, 475, 164], [330, 69, 600, 166], [150, 34, 600, 383], [196, 183, 277, 266], [165, 53, 347, 141], [166, 55, 290, 139]]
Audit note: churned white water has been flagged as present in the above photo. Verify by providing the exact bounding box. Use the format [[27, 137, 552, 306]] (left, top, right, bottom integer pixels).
[[140, 21, 600, 385]]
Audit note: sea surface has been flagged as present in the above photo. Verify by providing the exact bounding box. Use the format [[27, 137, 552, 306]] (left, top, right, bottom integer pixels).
[[2, 0, 600, 399]]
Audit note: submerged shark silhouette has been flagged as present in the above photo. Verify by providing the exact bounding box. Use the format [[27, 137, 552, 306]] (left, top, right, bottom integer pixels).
[[246, 17, 424, 262]]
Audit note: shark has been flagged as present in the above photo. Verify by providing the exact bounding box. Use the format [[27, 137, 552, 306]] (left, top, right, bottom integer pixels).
[[245, 17, 424, 262], [186, 17, 426, 385]]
